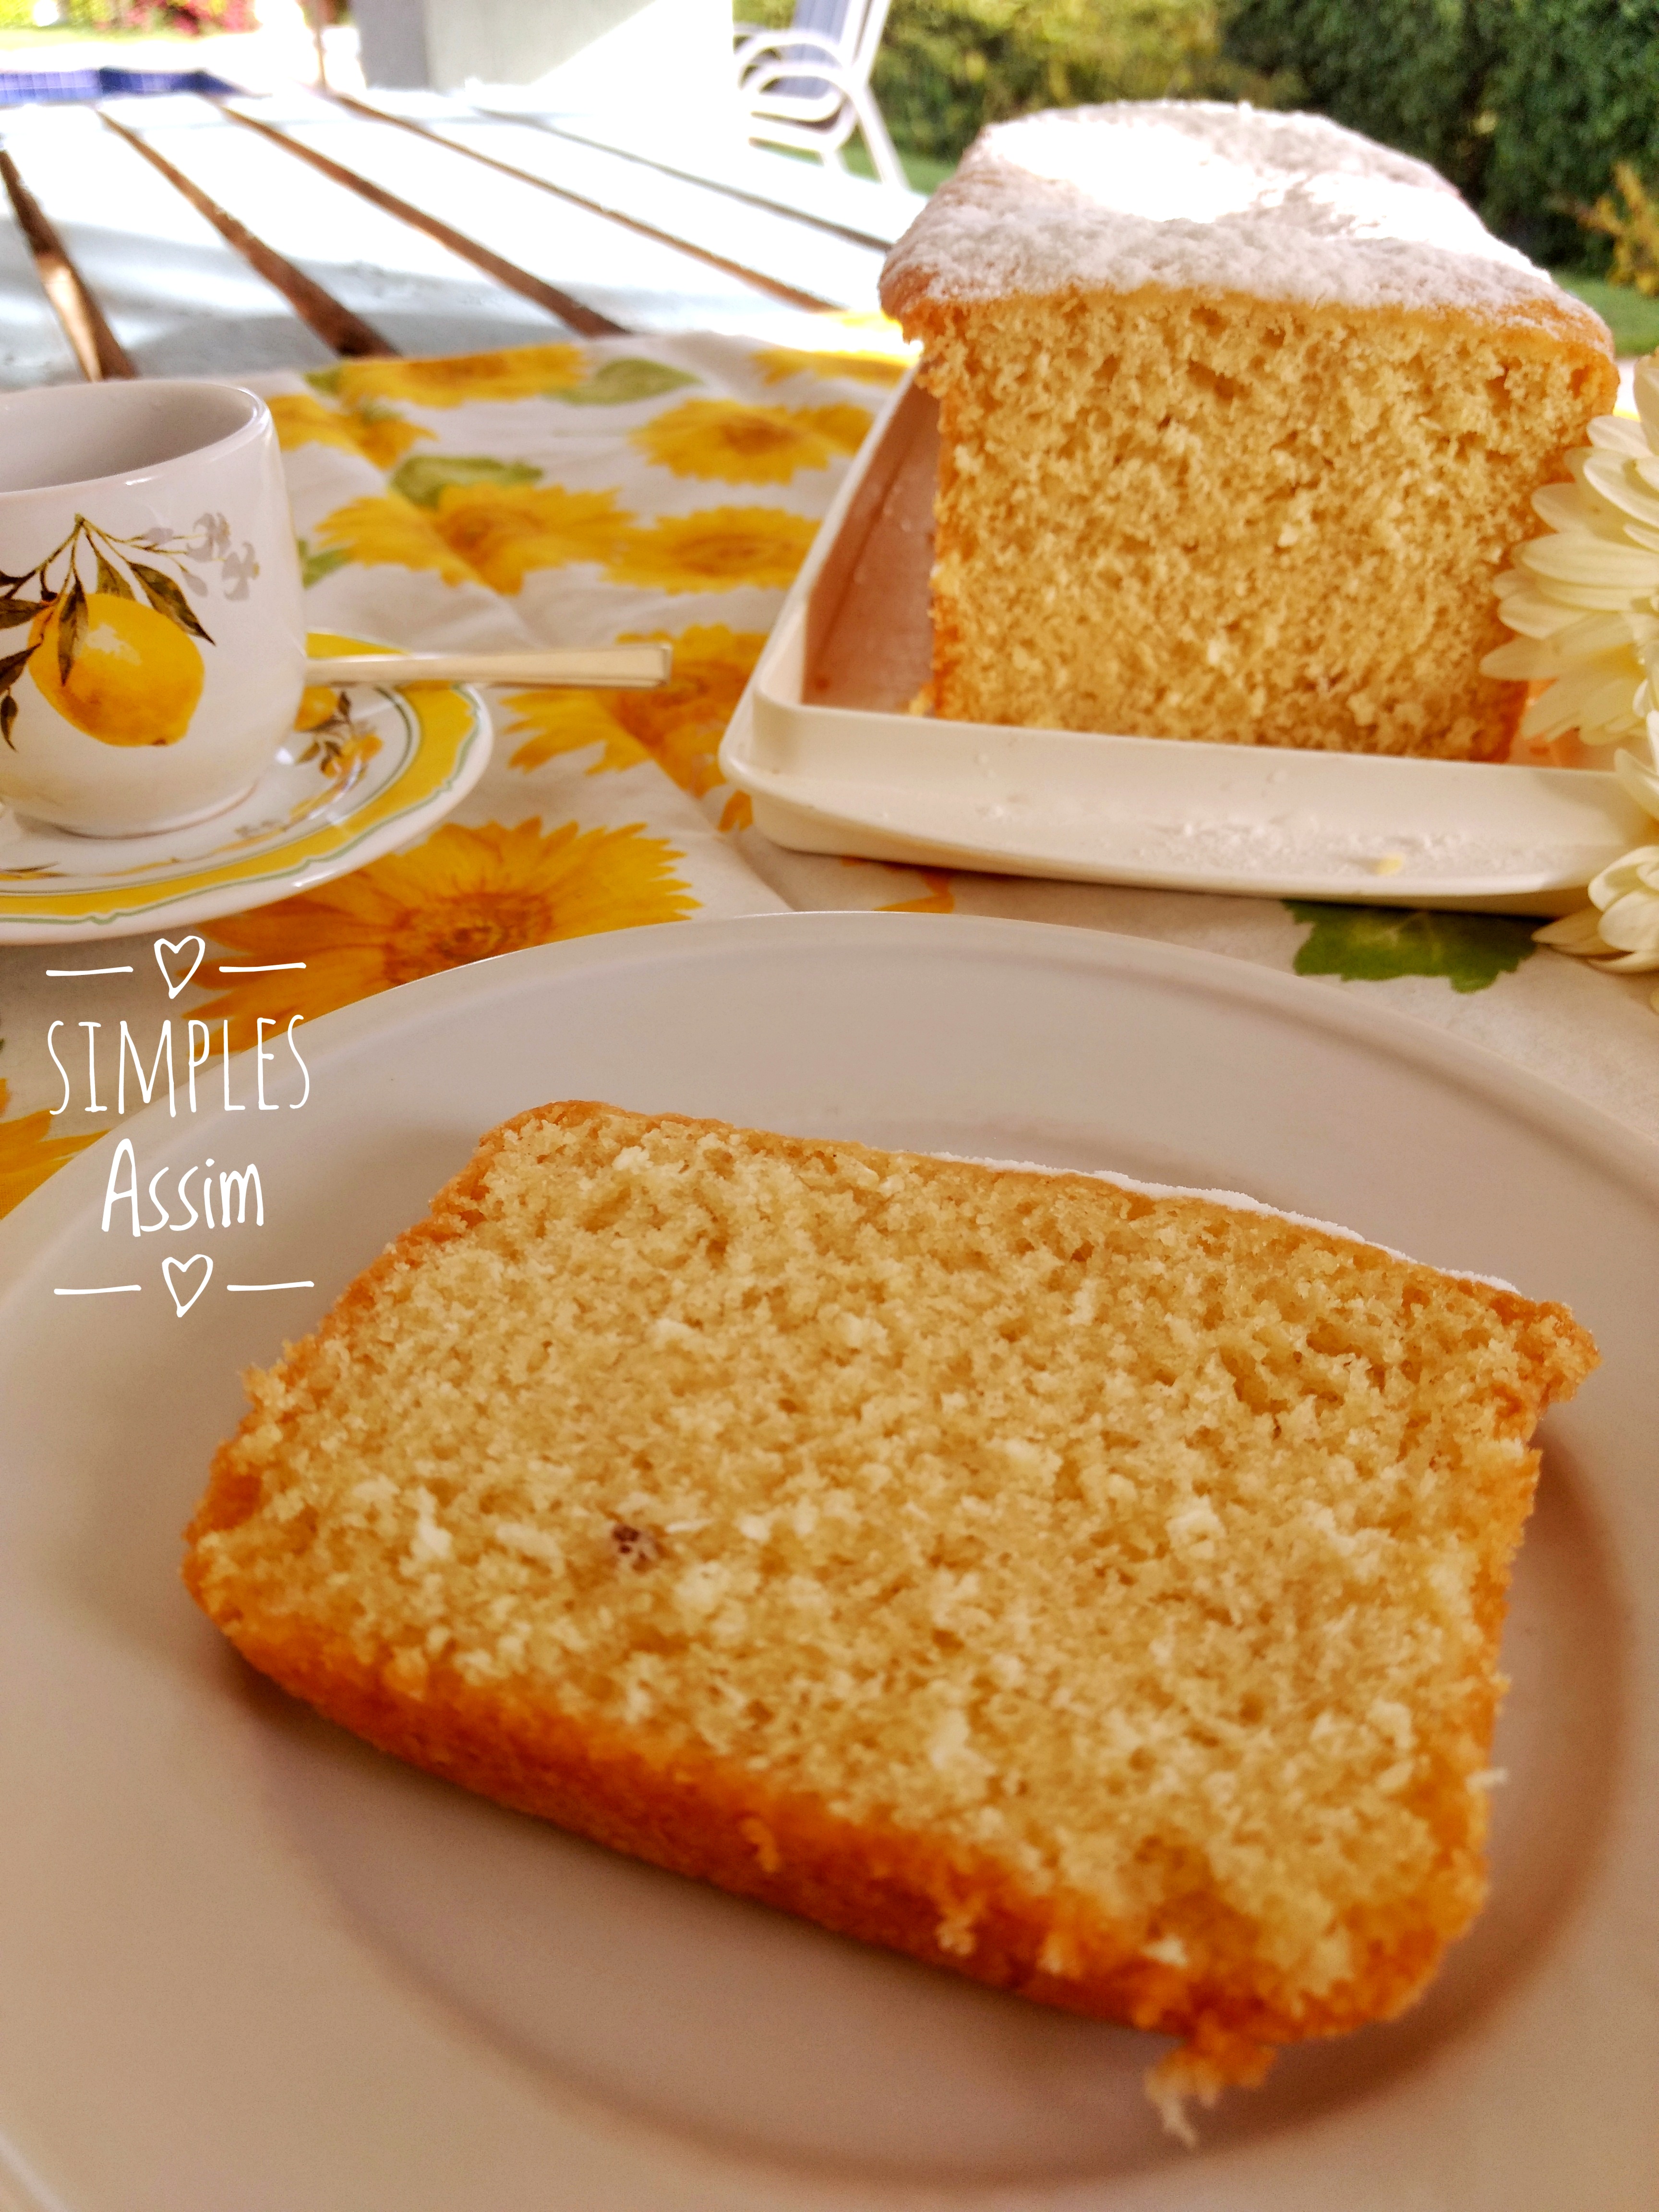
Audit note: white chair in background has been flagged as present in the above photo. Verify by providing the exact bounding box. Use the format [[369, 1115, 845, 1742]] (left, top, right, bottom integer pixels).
[[734, 0, 905, 191]]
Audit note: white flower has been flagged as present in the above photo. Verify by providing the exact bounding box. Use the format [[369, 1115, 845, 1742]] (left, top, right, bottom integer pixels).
[[1530, 716, 1659, 1013], [1483, 358, 1659, 747], [1533, 743, 1659, 1008], [1537, 843, 1659, 971], [1499, 363, 1659, 1010], [1590, 845, 1659, 962]]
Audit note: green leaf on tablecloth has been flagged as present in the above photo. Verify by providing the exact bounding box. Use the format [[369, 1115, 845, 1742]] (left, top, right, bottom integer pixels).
[[1286, 902, 1539, 992], [305, 365, 346, 398], [555, 359, 698, 407], [389, 455, 544, 509], [297, 538, 349, 589]]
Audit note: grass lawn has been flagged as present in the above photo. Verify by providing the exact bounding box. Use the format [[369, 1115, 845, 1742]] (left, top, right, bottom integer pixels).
[[762, 133, 954, 195], [1549, 271, 1659, 357], [841, 137, 956, 194]]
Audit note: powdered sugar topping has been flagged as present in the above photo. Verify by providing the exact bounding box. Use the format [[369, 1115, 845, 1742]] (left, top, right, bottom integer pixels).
[[882, 102, 1593, 325]]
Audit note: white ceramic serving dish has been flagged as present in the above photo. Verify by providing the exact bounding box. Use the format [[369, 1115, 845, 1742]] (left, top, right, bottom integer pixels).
[[719, 378, 1648, 913]]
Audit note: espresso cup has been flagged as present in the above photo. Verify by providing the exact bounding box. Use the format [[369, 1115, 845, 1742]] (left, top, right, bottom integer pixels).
[[0, 380, 305, 836]]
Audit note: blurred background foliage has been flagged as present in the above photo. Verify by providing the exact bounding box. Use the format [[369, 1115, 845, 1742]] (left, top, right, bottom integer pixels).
[[867, 0, 1292, 165], [1224, 0, 1659, 269], [0, 0, 252, 28], [739, 0, 1659, 337], [741, 0, 1288, 169]]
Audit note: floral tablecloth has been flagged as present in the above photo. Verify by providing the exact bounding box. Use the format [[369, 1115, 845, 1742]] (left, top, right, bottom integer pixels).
[[2, 324, 1656, 1220]]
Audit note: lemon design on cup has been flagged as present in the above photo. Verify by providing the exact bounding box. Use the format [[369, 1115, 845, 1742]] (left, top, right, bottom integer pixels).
[[28, 592, 204, 747], [0, 513, 215, 752]]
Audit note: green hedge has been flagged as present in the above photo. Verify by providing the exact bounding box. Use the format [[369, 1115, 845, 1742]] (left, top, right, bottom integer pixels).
[[1481, 1, 1659, 264], [1221, 0, 1659, 265], [1221, 0, 1500, 202], [868, 0, 1288, 164], [742, 0, 1659, 274], [740, 1, 1288, 166]]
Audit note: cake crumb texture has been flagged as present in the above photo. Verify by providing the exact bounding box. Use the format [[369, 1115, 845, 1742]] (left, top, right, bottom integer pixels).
[[879, 102, 1617, 758], [184, 1102, 1596, 2100]]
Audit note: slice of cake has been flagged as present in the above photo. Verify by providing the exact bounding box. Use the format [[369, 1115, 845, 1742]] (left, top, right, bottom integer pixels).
[[183, 1102, 1595, 2126], [878, 101, 1617, 759]]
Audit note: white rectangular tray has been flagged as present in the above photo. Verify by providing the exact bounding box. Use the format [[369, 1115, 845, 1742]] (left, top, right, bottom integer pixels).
[[719, 375, 1647, 913]]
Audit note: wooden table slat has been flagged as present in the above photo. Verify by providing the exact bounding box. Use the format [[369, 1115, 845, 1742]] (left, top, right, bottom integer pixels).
[[0, 144, 130, 380], [504, 108, 922, 252], [0, 88, 913, 389], [0, 172, 82, 390], [97, 107, 398, 361], [103, 94, 564, 364], [335, 89, 891, 318], [220, 101, 627, 339], [232, 92, 829, 337], [0, 103, 335, 378]]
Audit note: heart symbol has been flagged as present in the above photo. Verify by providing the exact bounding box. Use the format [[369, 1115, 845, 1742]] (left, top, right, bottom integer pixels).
[[163, 1252, 213, 1317], [154, 935, 205, 1000]]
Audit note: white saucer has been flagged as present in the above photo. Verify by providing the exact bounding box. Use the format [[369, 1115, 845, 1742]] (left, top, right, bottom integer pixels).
[[0, 667, 489, 944]]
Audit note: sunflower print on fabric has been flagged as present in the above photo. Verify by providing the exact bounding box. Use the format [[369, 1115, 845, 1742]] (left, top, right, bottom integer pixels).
[[315, 347, 589, 410], [605, 508, 818, 593], [751, 347, 908, 390], [426, 483, 636, 594], [506, 626, 767, 799], [313, 484, 636, 594], [633, 399, 872, 484], [196, 818, 697, 1041], [269, 393, 434, 470], [0, 1077, 104, 1219]]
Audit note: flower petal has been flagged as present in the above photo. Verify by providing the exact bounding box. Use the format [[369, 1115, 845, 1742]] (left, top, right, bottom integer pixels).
[[1534, 906, 1613, 956], [1518, 535, 1659, 590], [1592, 845, 1659, 951], [1492, 586, 1588, 638], [1533, 477, 1631, 541], [1589, 417, 1651, 458], [1615, 745, 1659, 821], [1482, 636, 1559, 680], [1560, 608, 1648, 657], [1583, 451, 1659, 532], [1635, 359, 1659, 453], [1592, 945, 1659, 971]]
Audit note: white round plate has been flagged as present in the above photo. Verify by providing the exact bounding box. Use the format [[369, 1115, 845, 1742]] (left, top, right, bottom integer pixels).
[[0, 914, 1652, 2212], [0, 674, 488, 944]]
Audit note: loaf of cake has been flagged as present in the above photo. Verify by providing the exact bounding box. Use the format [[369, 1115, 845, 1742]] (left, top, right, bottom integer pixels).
[[183, 1102, 1595, 2128], [878, 102, 1618, 760]]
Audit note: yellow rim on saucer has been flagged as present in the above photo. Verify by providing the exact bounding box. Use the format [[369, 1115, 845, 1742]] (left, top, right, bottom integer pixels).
[[0, 634, 484, 935]]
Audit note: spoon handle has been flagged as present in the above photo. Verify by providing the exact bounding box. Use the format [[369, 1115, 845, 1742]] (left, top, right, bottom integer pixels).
[[302, 643, 672, 690]]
